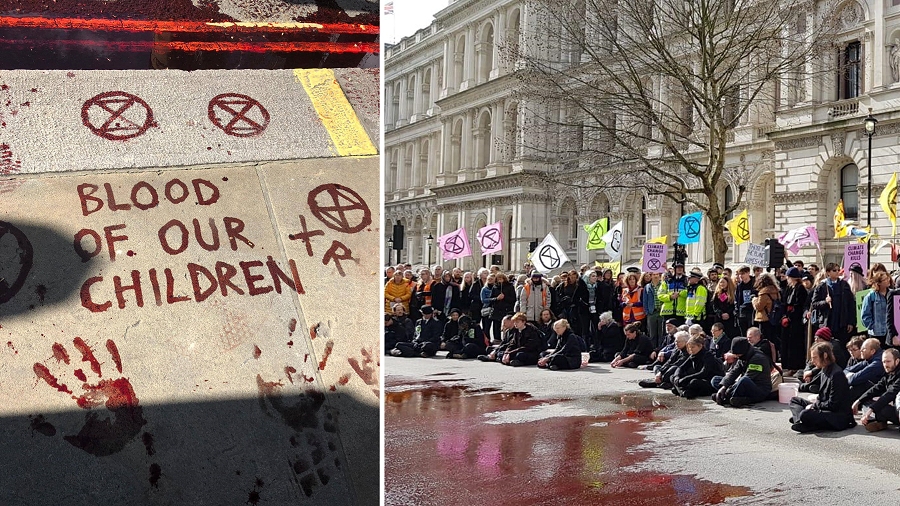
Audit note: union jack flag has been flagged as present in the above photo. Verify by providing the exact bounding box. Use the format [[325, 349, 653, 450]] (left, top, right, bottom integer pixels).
[[383, 1, 394, 15]]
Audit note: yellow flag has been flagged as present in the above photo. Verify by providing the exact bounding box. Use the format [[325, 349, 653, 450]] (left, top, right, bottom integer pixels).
[[584, 218, 608, 251], [880, 173, 898, 236], [594, 260, 621, 275], [724, 209, 750, 245], [647, 235, 667, 244], [834, 200, 849, 239]]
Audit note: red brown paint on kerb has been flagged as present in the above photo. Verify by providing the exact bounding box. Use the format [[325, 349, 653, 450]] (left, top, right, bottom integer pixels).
[[309, 323, 319, 340], [73, 337, 102, 377], [285, 366, 297, 384], [337, 373, 350, 385], [288, 318, 297, 337], [51, 342, 70, 364], [106, 339, 122, 373], [73, 369, 87, 382], [318, 341, 333, 371], [33, 363, 72, 394], [149, 463, 162, 488], [253, 345, 262, 359], [6, 341, 17, 354]]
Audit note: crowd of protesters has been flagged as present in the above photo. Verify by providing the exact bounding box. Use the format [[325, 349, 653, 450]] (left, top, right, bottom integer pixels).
[[384, 257, 900, 434]]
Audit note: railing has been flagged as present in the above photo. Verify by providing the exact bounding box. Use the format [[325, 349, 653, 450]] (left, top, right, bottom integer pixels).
[[827, 98, 859, 119]]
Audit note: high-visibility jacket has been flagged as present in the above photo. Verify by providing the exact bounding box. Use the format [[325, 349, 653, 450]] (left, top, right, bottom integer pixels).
[[685, 284, 708, 321], [621, 286, 645, 323]]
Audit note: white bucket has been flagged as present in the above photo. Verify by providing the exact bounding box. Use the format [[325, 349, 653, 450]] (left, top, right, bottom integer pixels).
[[778, 382, 799, 404], [581, 352, 590, 368]]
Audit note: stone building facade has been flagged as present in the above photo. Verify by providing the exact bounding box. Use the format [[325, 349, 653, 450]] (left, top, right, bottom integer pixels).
[[386, 0, 900, 272]]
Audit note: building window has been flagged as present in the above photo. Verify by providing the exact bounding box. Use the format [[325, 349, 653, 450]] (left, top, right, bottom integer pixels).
[[840, 42, 861, 100], [841, 164, 859, 220]]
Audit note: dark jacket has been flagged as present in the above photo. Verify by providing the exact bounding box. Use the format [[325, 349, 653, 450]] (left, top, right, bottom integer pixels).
[[658, 347, 689, 383], [448, 325, 486, 353], [858, 370, 900, 412], [734, 276, 756, 319], [441, 319, 460, 342], [710, 334, 732, 360], [547, 329, 583, 369], [430, 281, 461, 317], [721, 346, 772, 393], [595, 321, 625, 354], [560, 279, 589, 313], [754, 338, 778, 370], [506, 323, 544, 355], [674, 348, 725, 387], [812, 363, 854, 418], [394, 315, 415, 341], [489, 281, 517, 321], [385, 321, 405, 352], [618, 333, 653, 360], [413, 317, 444, 345], [782, 283, 807, 325], [467, 279, 484, 316], [810, 278, 856, 332], [845, 353, 885, 388]]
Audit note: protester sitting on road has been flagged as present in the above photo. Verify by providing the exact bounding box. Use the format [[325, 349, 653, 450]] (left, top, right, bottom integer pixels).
[[709, 322, 732, 359], [439, 308, 462, 350], [611, 322, 654, 368], [385, 313, 405, 354], [672, 335, 725, 399], [788, 342, 856, 433], [712, 336, 773, 408], [392, 303, 415, 341], [853, 348, 900, 432], [845, 338, 884, 402], [390, 305, 445, 357], [652, 319, 680, 364], [535, 309, 555, 349], [746, 326, 778, 370], [500, 312, 544, 367], [639, 331, 689, 389], [799, 327, 839, 394], [592, 311, 625, 362], [477, 315, 514, 362], [845, 336, 866, 368], [444, 315, 487, 360], [537, 319, 583, 371]]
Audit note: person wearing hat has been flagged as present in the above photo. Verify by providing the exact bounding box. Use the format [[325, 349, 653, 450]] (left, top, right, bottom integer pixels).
[[780, 267, 809, 376], [712, 336, 773, 407], [658, 263, 688, 326], [652, 318, 682, 365], [516, 272, 552, 328], [684, 271, 708, 326], [389, 304, 445, 357], [439, 308, 463, 350], [788, 342, 856, 433], [626, 266, 641, 275], [810, 262, 856, 366], [444, 315, 487, 359]]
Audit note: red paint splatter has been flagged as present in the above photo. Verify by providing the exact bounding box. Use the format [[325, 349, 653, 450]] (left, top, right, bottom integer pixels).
[[329, 385, 336, 391], [74, 377, 139, 410], [318, 341, 334, 370], [285, 366, 297, 384], [0, 84, 7, 91], [222, 177, 228, 182], [6, 341, 17, 354], [106, 339, 122, 374], [288, 318, 297, 336], [66, 72, 75, 78], [303, 374, 316, 383], [33, 363, 71, 394], [73, 337, 102, 377], [247, 491, 261, 505], [51, 343, 70, 364], [127, 250, 135, 257], [337, 373, 351, 385], [348, 357, 376, 386], [29, 88, 37, 92], [142, 432, 155, 456], [0, 143, 23, 194], [20, 101, 29, 107], [149, 463, 161, 488], [253, 345, 262, 359], [303, 353, 309, 363], [287, 340, 294, 348], [73, 369, 87, 382]]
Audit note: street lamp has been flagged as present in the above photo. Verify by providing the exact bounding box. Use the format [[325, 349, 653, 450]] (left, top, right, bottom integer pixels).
[[387, 238, 393, 266], [865, 109, 877, 265], [426, 233, 434, 267]]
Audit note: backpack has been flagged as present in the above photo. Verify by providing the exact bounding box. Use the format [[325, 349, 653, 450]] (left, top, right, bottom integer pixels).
[[767, 294, 785, 327]]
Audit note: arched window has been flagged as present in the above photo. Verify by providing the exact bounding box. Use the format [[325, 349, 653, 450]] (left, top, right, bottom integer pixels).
[[841, 164, 859, 220]]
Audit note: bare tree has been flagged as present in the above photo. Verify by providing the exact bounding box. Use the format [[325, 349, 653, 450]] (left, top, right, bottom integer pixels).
[[510, 0, 839, 263]]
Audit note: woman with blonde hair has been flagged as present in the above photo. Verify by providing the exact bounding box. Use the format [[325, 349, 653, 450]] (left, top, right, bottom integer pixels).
[[537, 319, 583, 370]]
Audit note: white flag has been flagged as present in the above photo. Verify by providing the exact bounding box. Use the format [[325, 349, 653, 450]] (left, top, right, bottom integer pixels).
[[531, 233, 570, 273], [601, 220, 624, 260]]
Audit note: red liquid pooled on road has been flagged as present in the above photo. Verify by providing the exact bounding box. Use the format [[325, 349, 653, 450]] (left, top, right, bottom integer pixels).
[[385, 383, 751, 506]]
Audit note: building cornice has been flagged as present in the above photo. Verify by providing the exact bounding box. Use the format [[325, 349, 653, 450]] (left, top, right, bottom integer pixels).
[[430, 171, 547, 199], [435, 73, 519, 114], [772, 189, 827, 204]]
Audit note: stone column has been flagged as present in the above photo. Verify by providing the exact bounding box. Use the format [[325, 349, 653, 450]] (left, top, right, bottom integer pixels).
[[442, 36, 456, 97], [462, 25, 476, 90], [398, 77, 409, 124], [462, 109, 475, 171], [396, 142, 406, 191], [493, 9, 506, 78], [412, 68, 423, 119]]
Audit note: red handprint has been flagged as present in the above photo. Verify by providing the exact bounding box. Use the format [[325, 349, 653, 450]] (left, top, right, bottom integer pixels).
[[33, 337, 146, 456]]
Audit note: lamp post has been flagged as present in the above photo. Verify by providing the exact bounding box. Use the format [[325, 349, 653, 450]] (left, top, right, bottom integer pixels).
[[865, 109, 878, 265], [426, 233, 434, 267], [387, 238, 393, 266]]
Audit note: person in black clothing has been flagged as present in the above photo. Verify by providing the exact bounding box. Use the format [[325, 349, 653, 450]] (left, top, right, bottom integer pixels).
[[612, 322, 654, 368], [593, 311, 625, 362], [430, 272, 461, 321], [537, 319, 583, 371], [788, 342, 856, 433], [746, 326, 778, 371], [535, 309, 555, 349], [798, 327, 842, 394], [709, 322, 732, 360], [810, 263, 856, 363], [713, 337, 772, 407], [673, 335, 725, 399], [445, 315, 487, 359], [390, 305, 445, 357], [466, 270, 487, 320], [477, 315, 515, 362], [712, 277, 739, 338], [487, 272, 517, 341], [780, 267, 808, 374], [853, 348, 900, 432], [639, 330, 689, 389], [439, 308, 462, 351], [385, 313, 405, 354], [733, 266, 756, 337], [887, 276, 900, 347], [501, 313, 544, 366], [558, 270, 589, 336], [391, 303, 415, 342]]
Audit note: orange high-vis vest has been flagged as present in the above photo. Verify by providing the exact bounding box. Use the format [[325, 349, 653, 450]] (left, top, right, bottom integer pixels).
[[622, 287, 645, 322]]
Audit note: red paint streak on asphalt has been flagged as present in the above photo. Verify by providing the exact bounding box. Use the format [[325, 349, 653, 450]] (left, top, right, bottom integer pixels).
[[0, 38, 377, 54], [385, 384, 751, 505], [106, 339, 123, 373], [318, 341, 333, 370], [33, 363, 71, 394], [73, 337, 102, 377], [0, 16, 378, 35], [51, 343, 70, 364]]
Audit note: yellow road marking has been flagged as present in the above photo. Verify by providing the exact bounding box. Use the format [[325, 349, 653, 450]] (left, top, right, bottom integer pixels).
[[294, 69, 377, 157], [207, 22, 325, 29]]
